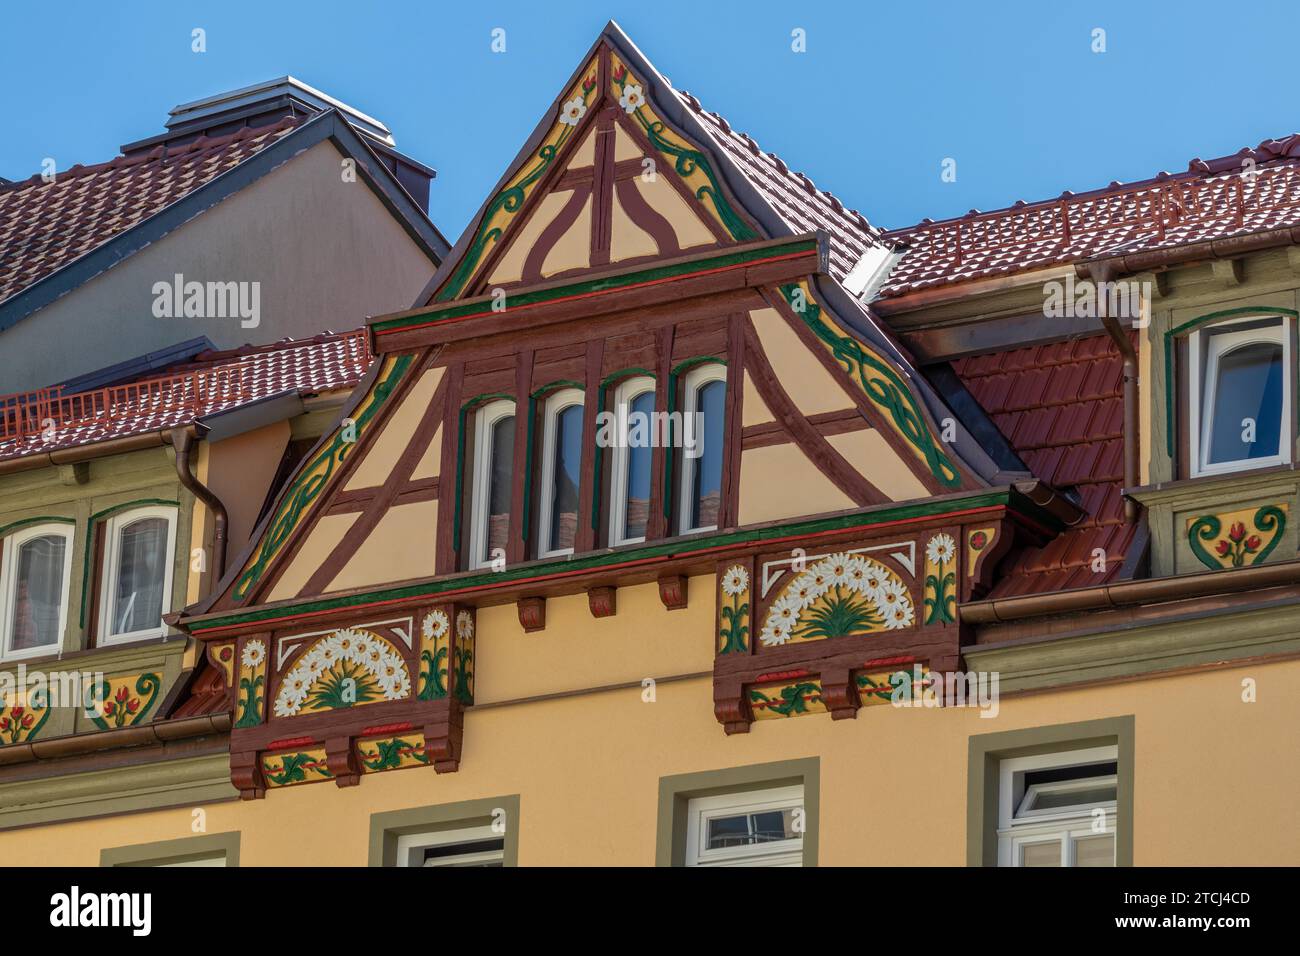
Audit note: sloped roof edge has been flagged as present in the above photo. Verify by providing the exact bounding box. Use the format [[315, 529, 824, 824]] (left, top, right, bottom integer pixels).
[[0, 111, 449, 335]]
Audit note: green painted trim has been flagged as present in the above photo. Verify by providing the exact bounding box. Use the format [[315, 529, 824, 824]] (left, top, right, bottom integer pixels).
[[379, 237, 816, 333], [964, 598, 1300, 693], [0, 515, 75, 539], [189, 489, 1030, 633], [453, 393, 515, 551], [233, 354, 415, 601], [655, 757, 819, 866], [0, 750, 235, 831], [79, 499, 179, 630], [523, 394, 537, 548], [777, 283, 960, 488], [101, 830, 241, 867], [368, 794, 520, 866], [966, 717, 1135, 867], [1188, 504, 1287, 570], [529, 379, 584, 400], [1163, 306, 1300, 457], [599, 367, 654, 391]]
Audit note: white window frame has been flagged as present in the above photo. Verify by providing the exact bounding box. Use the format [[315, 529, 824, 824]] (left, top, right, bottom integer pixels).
[[996, 745, 1118, 867], [394, 823, 505, 867], [537, 388, 586, 558], [0, 522, 75, 661], [608, 376, 656, 547], [97, 505, 178, 646], [683, 784, 804, 867], [1189, 317, 1292, 477], [677, 363, 727, 535], [468, 399, 516, 571]]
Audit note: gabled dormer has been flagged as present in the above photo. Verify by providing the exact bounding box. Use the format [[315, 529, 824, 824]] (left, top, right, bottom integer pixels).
[[176, 23, 1082, 797]]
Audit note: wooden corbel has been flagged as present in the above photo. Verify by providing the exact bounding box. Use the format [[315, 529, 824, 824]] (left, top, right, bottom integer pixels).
[[587, 586, 617, 618], [326, 735, 361, 788], [517, 596, 546, 632], [819, 665, 859, 721], [657, 574, 688, 610]]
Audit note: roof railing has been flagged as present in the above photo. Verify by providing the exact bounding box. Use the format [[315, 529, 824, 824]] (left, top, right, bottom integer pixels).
[[0, 329, 372, 443], [916, 162, 1300, 263]]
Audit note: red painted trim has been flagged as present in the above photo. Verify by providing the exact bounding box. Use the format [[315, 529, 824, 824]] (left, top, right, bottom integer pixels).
[[192, 503, 1007, 637], [266, 736, 318, 750], [374, 250, 812, 339]]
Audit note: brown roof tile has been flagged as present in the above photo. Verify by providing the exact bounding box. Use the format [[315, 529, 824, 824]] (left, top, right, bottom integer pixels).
[[881, 134, 1300, 297], [952, 331, 1134, 597], [0, 117, 300, 306]]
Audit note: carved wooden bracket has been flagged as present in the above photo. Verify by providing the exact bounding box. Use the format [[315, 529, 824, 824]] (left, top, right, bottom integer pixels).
[[230, 751, 266, 800], [819, 666, 859, 721], [587, 586, 617, 618], [657, 574, 688, 610], [518, 596, 546, 632], [326, 735, 361, 788], [713, 678, 751, 735], [425, 699, 465, 774]]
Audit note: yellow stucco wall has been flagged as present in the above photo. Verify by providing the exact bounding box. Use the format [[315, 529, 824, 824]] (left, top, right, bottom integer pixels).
[[2, 614, 1294, 866]]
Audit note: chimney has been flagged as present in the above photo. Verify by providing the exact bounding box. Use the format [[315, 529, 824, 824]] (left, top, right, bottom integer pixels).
[[119, 76, 435, 211]]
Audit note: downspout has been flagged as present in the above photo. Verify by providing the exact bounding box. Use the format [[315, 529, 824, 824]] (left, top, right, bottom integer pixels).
[[1086, 259, 1141, 522], [167, 424, 228, 577]]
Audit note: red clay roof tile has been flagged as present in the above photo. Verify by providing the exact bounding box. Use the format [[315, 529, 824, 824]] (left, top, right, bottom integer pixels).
[[0, 117, 300, 306]]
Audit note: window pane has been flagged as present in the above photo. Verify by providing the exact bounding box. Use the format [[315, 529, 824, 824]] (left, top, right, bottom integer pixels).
[[485, 415, 515, 563], [623, 391, 654, 541], [1028, 784, 1117, 813], [10, 534, 66, 651], [1021, 841, 1062, 867], [689, 379, 725, 530], [417, 838, 505, 867], [705, 807, 799, 849], [111, 517, 168, 635], [1074, 834, 1115, 867], [548, 404, 583, 552], [1207, 342, 1283, 464]]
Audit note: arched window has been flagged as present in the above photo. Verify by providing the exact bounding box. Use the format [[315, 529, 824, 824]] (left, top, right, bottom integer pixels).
[[0, 522, 74, 660], [1190, 317, 1291, 476], [99, 505, 177, 645], [537, 389, 585, 558], [678, 364, 726, 534], [468, 400, 516, 570], [609, 376, 656, 547]]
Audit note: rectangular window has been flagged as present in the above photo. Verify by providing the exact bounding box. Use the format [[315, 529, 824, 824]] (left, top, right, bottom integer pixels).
[[1189, 316, 1292, 476], [369, 795, 519, 867], [997, 745, 1117, 867], [97, 506, 177, 645], [657, 758, 818, 867], [683, 784, 804, 867], [0, 522, 74, 661], [100, 832, 239, 867], [394, 824, 505, 867]]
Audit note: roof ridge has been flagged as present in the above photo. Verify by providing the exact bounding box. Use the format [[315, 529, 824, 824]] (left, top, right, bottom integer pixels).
[[888, 131, 1300, 237], [0, 115, 301, 197]]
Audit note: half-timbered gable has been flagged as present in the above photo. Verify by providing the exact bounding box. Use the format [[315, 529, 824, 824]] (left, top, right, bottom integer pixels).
[[174, 23, 1085, 799]]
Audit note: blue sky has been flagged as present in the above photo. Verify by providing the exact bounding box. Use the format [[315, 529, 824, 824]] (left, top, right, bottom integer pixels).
[[3, 1, 1298, 240]]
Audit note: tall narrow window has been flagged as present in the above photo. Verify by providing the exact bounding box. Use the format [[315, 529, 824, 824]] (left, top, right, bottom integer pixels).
[[538, 388, 584, 558], [996, 746, 1118, 867], [0, 523, 74, 660], [1190, 317, 1291, 476], [678, 364, 726, 534], [608, 376, 656, 547], [98, 506, 177, 645], [469, 400, 516, 570]]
